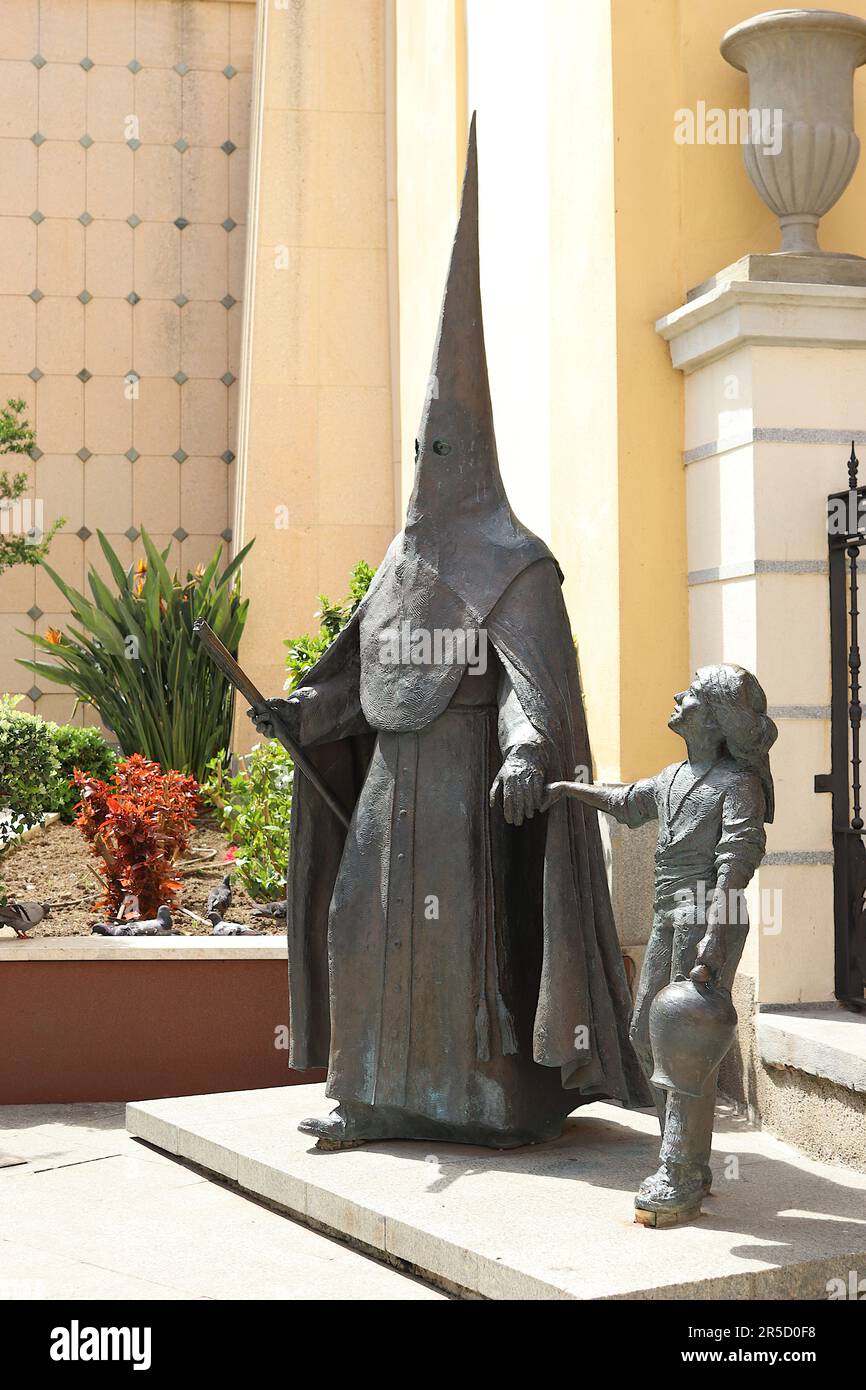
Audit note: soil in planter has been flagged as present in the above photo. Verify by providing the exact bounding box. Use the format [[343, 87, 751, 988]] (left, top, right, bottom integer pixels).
[[0, 818, 285, 937]]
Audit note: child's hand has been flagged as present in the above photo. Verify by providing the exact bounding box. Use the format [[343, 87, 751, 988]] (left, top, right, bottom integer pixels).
[[540, 781, 572, 812], [693, 927, 727, 982]]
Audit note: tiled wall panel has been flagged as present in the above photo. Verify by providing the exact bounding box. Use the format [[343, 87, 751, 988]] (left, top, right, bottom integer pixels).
[[0, 0, 254, 719]]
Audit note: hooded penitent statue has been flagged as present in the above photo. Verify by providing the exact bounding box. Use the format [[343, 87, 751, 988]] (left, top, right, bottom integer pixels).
[[250, 117, 648, 1148]]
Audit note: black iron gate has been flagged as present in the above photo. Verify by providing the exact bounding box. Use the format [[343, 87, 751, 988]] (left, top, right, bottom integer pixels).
[[818, 444, 866, 1009]]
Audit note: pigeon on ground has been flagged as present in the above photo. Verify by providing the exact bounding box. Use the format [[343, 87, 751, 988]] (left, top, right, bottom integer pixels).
[[207, 910, 262, 937], [0, 901, 48, 938], [250, 899, 287, 919], [92, 905, 174, 936], [206, 873, 233, 919]]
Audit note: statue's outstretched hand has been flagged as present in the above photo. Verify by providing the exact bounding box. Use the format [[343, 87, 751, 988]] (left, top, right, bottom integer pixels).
[[540, 781, 570, 812], [489, 748, 546, 826], [246, 696, 303, 743]]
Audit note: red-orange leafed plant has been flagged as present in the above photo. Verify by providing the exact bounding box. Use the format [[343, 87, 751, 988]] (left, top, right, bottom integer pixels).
[[74, 753, 201, 918]]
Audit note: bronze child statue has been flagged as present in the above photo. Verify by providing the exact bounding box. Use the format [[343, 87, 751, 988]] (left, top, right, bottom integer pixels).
[[545, 664, 777, 1223]]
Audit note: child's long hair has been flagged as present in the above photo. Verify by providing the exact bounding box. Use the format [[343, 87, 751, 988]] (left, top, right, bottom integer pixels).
[[696, 664, 778, 823]]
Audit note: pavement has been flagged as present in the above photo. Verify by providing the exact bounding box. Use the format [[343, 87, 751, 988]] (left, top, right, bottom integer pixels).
[[0, 1101, 445, 1300]]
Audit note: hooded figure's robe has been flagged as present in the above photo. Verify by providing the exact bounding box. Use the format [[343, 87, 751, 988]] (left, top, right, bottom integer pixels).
[[285, 548, 648, 1144], [281, 115, 648, 1144]]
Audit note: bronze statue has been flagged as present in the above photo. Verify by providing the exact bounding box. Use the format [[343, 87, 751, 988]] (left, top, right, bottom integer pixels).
[[248, 116, 647, 1148], [545, 664, 777, 1222]]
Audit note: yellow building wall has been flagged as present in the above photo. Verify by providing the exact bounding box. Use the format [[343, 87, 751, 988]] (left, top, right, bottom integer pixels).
[[391, 0, 866, 785], [394, 0, 464, 506], [546, 0, 622, 779], [233, 0, 395, 744], [610, 0, 686, 780]]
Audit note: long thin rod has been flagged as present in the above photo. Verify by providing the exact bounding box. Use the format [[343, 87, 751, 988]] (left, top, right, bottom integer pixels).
[[193, 620, 351, 831]]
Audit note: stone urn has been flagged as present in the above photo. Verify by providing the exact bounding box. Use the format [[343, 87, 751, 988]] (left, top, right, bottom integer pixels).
[[721, 9, 866, 253]]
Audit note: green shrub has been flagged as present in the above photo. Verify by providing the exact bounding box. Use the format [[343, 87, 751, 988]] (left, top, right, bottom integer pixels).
[[0, 694, 62, 849], [49, 723, 118, 822], [17, 528, 252, 782], [0, 399, 64, 577], [203, 741, 294, 901], [200, 561, 376, 901], [283, 560, 375, 690]]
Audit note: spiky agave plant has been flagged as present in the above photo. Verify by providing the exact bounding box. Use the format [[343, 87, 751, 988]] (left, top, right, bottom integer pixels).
[[18, 529, 253, 782]]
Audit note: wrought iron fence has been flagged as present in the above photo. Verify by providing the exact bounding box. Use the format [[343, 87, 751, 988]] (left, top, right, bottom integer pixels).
[[818, 444, 866, 1009]]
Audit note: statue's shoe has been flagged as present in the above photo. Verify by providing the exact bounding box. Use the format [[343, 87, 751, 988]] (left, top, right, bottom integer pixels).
[[634, 1161, 705, 1224], [298, 1107, 369, 1151], [299, 1104, 557, 1150]]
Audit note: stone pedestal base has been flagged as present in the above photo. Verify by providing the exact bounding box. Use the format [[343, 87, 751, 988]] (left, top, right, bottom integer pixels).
[[688, 252, 866, 301], [128, 1082, 866, 1299]]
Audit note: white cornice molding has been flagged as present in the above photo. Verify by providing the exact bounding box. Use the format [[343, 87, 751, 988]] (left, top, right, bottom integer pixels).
[[656, 279, 866, 374]]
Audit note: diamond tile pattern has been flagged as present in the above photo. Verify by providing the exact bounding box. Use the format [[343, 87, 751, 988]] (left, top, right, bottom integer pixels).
[[0, 8, 256, 709]]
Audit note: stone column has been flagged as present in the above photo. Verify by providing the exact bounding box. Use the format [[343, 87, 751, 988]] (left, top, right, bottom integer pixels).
[[656, 258, 866, 1009], [232, 0, 397, 746]]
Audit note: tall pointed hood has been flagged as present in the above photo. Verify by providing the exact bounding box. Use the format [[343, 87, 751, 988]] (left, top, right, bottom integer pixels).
[[403, 113, 550, 614], [356, 114, 555, 733]]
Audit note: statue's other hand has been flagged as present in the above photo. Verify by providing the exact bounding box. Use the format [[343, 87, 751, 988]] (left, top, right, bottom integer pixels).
[[489, 748, 547, 826], [692, 927, 726, 983], [245, 696, 303, 743]]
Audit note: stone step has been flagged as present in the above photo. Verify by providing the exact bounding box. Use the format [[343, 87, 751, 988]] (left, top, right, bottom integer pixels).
[[127, 1082, 866, 1300]]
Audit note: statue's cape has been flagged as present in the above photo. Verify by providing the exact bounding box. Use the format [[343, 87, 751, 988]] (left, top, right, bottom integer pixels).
[[357, 529, 556, 730], [286, 556, 651, 1109]]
